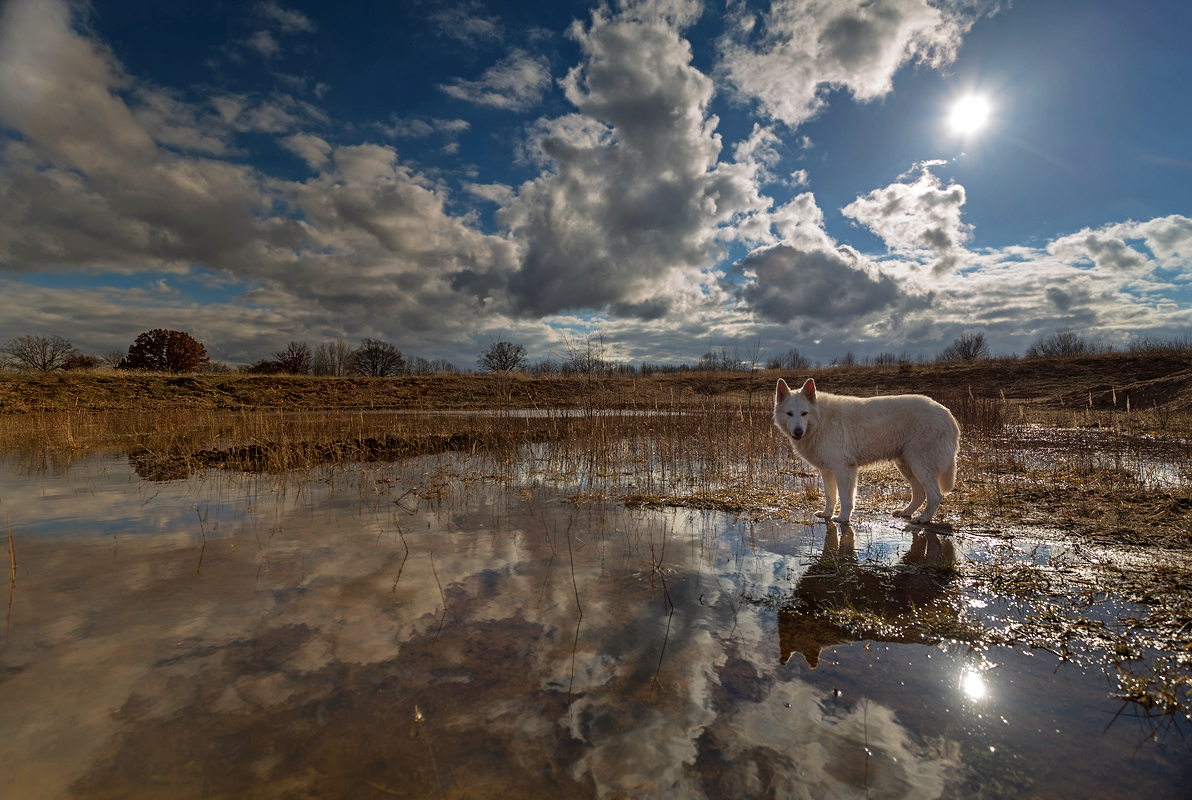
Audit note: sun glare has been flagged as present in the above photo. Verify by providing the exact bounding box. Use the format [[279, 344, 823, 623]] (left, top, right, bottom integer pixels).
[[950, 96, 990, 134], [961, 670, 988, 700]]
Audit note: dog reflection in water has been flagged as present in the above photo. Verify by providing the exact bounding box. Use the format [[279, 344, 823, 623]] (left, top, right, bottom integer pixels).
[[779, 523, 958, 669]]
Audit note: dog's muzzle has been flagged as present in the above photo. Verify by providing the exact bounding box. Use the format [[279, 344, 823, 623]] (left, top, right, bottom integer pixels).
[[790, 428, 803, 441]]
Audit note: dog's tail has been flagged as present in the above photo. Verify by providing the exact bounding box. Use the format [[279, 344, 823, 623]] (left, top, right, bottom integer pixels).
[[939, 451, 957, 494]]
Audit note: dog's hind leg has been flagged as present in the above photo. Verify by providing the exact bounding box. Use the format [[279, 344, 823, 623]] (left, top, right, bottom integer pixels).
[[910, 460, 943, 523], [814, 469, 837, 519], [894, 458, 926, 518]]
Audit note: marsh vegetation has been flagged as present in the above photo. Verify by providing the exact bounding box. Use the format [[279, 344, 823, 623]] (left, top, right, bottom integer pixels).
[[1, 354, 1190, 797]]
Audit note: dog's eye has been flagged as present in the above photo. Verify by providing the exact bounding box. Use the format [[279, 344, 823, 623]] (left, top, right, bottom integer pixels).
[[786, 411, 793, 416], [801, 411, 808, 416]]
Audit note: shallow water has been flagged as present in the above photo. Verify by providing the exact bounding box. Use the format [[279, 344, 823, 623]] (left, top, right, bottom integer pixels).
[[0, 452, 1188, 798]]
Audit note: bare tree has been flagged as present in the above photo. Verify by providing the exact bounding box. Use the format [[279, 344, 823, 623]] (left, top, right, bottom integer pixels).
[[120, 329, 209, 373], [766, 347, 811, 371], [4, 335, 79, 372], [99, 349, 126, 369], [312, 339, 355, 376], [478, 339, 528, 373], [745, 337, 765, 372], [697, 346, 743, 372], [559, 330, 608, 378], [272, 341, 313, 374], [937, 332, 990, 362], [353, 338, 405, 377], [427, 358, 460, 374]]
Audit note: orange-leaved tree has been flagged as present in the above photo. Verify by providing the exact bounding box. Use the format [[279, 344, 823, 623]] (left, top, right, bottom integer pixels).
[[120, 329, 209, 373]]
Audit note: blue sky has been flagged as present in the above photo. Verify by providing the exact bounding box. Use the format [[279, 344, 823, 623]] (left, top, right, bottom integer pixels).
[[1, 0, 1189, 368]]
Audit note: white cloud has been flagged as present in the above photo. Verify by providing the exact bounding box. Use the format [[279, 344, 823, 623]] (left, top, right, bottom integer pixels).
[[246, 30, 281, 58], [1, 0, 1187, 368], [1047, 229, 1151, 273], [719, 0, 995, 127], [440, 49, 553, 111], [379, 117, 471, 139], [1129, 215, 1192, 264], [733, 123, 784, 183], [0, 0, 515, 353], [430, 2, 503, 44], [464, 182, 516, 205], [281, 133, 333, 170], [734, 241, 922, 326], [257, 1, 316, 34], [842, 163, 973, 274], [1051, 215, 1192, 274], [132, 87, 237, 155]]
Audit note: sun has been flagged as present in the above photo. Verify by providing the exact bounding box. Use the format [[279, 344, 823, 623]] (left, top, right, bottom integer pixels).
[[950, 96, 990, 134]]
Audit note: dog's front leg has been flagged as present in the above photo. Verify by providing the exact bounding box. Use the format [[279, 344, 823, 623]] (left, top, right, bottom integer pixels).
[[814, 469, 837, 519], [833, 465, 858, 523]]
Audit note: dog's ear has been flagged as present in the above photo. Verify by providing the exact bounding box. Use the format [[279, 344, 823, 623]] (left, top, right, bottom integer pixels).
[[776, 378, 791, 402], [800, 378, 816, 402]]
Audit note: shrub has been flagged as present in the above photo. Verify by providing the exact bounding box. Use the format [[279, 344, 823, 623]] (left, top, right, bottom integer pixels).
[[1024, 328, 1106, 358], [937, 333, 990, 363], [62, 353, 99, 371]]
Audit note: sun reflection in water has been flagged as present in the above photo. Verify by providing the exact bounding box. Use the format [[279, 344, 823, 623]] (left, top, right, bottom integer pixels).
[[961, 670, 987, 701]]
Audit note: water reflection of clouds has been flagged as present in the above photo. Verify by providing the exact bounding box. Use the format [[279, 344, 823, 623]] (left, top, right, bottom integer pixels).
[[724, 681, 955, 799], [0, 454, 966, 798]]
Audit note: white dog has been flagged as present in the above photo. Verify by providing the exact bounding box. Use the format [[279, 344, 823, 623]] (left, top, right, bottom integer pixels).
[[774, 378, 960, 523]]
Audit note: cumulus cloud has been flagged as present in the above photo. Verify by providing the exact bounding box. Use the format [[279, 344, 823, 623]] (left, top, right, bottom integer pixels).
[[733, 242, 917, 326], [719, 0, 994, 127], [440, 49, 553, 111], [1, 0, 1187, 367], [842, 162, 973, 274], [1048, 215, 1192, 275], [0, 0, 517, 354], [273, 143, 521, 329], [1128, 215, 1192, 264], [1047, 229, 1150, 273], [497, 3, 776, 317]]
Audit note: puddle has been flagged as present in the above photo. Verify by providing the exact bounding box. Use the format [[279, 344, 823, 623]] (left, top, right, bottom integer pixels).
[[999, 425, 1192, 489], [0, 451, 1188, 798]]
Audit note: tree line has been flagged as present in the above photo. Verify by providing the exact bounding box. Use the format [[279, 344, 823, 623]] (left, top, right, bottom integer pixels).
[[3, 327, 1189, 376]]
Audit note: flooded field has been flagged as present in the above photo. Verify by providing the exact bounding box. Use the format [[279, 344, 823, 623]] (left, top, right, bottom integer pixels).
[[1, 408, 1190, 798]]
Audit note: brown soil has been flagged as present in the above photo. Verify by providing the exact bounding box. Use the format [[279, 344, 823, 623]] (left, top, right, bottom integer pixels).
[[2, 351, 1190, 413]]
